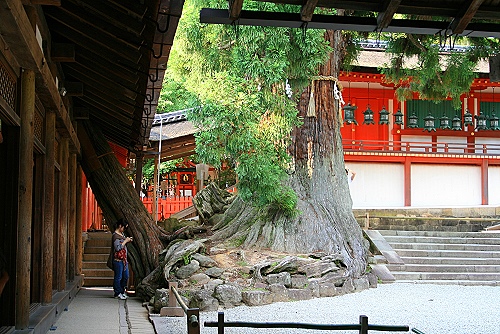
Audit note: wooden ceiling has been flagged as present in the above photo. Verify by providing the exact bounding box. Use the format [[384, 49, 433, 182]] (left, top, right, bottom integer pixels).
[[40, 0, 184, 151], [34, 0, 500, 153], [201, 0, 500, 37]]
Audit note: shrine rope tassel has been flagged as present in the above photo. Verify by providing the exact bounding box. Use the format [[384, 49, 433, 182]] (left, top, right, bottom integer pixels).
[[307, 76, 344, 118]]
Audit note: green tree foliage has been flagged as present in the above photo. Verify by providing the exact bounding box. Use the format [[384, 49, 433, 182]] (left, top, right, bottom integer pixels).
[[164, 0, 331, 212], [156, 71, 200, 113], [381, 34, 500, 108], [142, 158, 183, 183]]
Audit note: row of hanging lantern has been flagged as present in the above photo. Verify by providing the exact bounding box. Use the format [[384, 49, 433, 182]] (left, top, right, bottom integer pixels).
[[342, 82, 500, 131]]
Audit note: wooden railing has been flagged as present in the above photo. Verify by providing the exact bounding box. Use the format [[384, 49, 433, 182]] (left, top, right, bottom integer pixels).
[[343, 139, 500, 155], [204, 312, 424, 334], [142, 197, 193, 221]]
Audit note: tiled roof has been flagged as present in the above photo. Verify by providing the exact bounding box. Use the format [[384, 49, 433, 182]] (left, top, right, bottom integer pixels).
[[149, 110, 197, 142], [354, 49, 489, 73]]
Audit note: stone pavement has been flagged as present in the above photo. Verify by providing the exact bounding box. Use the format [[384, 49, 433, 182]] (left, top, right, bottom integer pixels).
[[50, 287, 155, 334]]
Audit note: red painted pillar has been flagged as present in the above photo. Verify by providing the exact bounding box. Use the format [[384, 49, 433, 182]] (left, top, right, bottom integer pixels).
[[404, 158, 411, 207], [482, 159, 489, 205]]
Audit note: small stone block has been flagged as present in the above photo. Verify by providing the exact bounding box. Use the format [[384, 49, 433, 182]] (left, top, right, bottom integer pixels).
[[160, 306, 185, 317]]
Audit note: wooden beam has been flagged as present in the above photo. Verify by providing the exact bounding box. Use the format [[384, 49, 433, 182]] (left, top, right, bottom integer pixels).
[[64, 64, 140, 102], [450, 0, 485, 34], [64, 81, 84, 97], [377, 0, 402, 30], [50, 2, 144, 48], [44, 15, 142, 64], [200, 9, 500, 38], [30, 0, 61, 5], [161, 150, 196, 162], [301, 0, 318, 22], [51, 43, 76, 62], [73, 108, 90, 120], [228, 0, 244, 21], [16, 69, 36, 330]]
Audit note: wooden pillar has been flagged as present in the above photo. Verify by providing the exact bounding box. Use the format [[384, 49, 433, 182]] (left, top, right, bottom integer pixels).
[[481, 159, 489, 205], [42, 110, 56, 304], [58, 138, 69, 291], [135, 152, 144, 196], [76, 166, 83, 275], [68, 153, 77, 281], [16, 69, 35, 330], [404, 157, 411, 207]]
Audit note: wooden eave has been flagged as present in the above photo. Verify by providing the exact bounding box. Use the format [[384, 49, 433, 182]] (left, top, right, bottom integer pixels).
[[39, 0, 184, 152]]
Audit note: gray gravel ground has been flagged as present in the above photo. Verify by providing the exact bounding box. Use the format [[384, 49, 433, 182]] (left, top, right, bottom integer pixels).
[[151, 283, 500, 334]]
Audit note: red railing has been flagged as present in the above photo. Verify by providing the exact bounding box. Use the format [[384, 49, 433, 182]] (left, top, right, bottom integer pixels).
[[142, 196, 193, 221], [342, 139, 500, 155]]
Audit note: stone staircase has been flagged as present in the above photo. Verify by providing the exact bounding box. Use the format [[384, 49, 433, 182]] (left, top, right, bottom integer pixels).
[[82, 231, 114, 287], [375, 230, 500, 285]]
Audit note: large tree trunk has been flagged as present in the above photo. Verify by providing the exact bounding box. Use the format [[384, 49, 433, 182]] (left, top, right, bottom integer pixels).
[[210, 30, 367, 277], [78, 120, 168, 280]]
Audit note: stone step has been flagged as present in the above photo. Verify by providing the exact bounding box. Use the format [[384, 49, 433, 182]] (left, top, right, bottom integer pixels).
[[86, 231, 112, 240], [389, 242, 500, 251], [82, 268, 114, 278], [84, 246, 110, 254], [394, 280, 500, 286], [402, 256, 500, 265], [383, 236, 500, 245], [86, 238, 111, 247], [391, 272, 500, 281], [83, 276, 114, 287], [83, 253, 108, 262], [393, 249, 500, 258], [378, 230, 500, 238], [386, 264, 500, 273], [83, 261, 109, 269]]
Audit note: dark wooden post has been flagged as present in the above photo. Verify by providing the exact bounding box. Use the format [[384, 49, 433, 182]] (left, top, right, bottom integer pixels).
[[16, 69, 35, 329], [68, 153, 77, 281], [75, 165, 83, 276], [359, 315, 368, 334], [42, 110, 56, 304], [187, 308, 200, 334], [218, 312, 224, 334], [58, 138, 69, 291], [135, 152, 144, 196]]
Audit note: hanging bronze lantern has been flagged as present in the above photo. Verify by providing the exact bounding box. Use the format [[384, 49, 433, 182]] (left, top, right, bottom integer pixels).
[[463, 109, 473, 126], [424, 112, 436, 132], [407, 112, 419, 128], [342, 103, 358, 125], [490, 112, 500, 130], [379, 106, 390, 125], [363, 105, 375, 125], [475, 112, 489, 130], [451, 115, 462, 130], [439, 114, 451, 130], [394, 108, 404, 125]]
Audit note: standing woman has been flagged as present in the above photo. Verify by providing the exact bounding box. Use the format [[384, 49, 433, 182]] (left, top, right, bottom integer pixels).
[[109, 219, 132, 299]]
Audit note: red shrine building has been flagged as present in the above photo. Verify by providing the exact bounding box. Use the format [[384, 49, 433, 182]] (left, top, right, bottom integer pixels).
[[338, 48, 500, 208]]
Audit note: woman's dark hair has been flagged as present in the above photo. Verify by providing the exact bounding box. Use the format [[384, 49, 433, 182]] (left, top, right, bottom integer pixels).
[[115, 218, 128, 229]]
